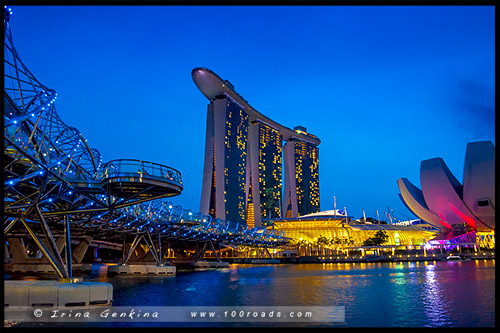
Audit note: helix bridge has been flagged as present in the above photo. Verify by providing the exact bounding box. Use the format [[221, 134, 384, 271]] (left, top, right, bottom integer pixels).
[[3, 7, 290, 279]]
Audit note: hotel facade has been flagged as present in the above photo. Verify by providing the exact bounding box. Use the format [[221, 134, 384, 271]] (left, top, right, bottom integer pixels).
[[193, 68, 320, 227]]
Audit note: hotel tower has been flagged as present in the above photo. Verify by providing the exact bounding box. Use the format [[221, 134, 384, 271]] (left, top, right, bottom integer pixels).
[[193, 68, 320, 227]]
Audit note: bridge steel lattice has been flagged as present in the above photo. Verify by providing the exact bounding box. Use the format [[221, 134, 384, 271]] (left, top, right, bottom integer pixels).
[[3, 7, 290, 279]]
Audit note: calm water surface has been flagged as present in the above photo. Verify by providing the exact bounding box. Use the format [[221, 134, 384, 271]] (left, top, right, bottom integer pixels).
[[6, 260, 495, 327]]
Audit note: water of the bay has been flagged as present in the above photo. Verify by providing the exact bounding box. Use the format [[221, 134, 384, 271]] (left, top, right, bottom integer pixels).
[[4, 259, 495, 327]]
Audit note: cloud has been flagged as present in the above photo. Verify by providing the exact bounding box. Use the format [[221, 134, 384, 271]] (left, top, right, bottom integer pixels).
[[453, 79, 495, 139]]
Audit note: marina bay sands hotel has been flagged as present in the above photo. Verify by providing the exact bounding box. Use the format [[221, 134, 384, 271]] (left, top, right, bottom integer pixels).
[[192, 68, 320, 228]]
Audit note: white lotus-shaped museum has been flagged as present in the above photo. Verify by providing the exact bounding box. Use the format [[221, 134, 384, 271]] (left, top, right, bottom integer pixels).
[[397, 141, 495, 233]]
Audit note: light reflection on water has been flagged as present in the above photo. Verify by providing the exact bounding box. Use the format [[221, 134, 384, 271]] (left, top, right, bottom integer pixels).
[[4, 260, 495, 327], [422, 263, 451, 326]]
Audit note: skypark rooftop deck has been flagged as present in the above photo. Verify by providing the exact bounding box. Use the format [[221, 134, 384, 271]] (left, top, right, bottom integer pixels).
[[192, 67, 321, 146]]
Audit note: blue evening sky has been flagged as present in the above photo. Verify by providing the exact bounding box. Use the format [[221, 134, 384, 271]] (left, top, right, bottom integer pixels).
[[8, 5, 495, 221]]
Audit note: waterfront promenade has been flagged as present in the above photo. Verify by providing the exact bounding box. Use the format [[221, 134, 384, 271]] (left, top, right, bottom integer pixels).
[[230, 251, 495, 264]]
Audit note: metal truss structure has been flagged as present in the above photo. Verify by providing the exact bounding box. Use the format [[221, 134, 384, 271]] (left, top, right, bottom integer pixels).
[[3, 7, 290, 279]]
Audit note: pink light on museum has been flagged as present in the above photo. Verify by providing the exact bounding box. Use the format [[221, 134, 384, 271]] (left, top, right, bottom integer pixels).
[[437, 212, 452, 229], [449, 203, 476, 229]]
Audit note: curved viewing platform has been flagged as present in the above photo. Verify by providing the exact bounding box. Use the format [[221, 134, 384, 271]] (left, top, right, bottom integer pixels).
[[67, 159, 183, 199], [100, 159, 183, 199]]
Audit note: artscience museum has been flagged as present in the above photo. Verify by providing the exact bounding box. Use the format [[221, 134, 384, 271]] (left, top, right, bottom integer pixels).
[[397, 141, 495, 249]]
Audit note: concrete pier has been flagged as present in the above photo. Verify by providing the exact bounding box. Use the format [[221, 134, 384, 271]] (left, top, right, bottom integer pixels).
[[107, 264, 176, 276], [4, 280, 112, 307]]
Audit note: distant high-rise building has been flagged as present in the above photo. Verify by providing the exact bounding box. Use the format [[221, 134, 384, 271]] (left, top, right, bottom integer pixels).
[[193, 68, 320, 227]]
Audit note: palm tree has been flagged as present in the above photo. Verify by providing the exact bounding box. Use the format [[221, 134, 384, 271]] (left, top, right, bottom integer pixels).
[[317, 236, 330, 255], [296, 240, 310, 256]]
